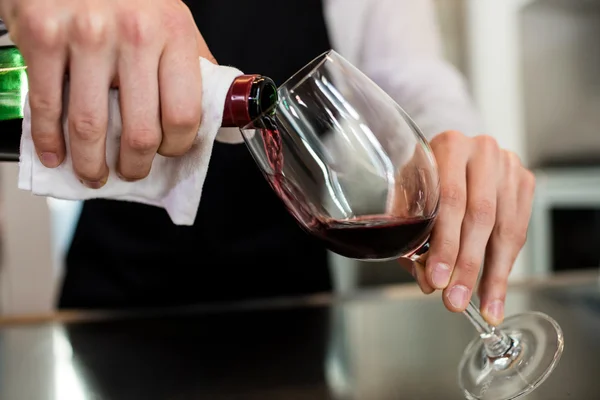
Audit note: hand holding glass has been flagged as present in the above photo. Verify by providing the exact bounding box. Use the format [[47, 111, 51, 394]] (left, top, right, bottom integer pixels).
[[239, 50, 563, 400]]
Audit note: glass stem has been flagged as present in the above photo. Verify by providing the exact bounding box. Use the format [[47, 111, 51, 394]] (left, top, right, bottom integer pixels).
[[463, 301, 513, 358], [409, 239, 513, 358]]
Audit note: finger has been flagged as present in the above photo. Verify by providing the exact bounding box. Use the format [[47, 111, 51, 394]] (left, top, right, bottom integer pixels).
[[117, 21, 162, 181], [398, 254, 434, 294], [443, 136, 499, 313], [425, 131, 469, 291], [517, 170, 536, 216], [17, 15, 67, 168], [157, 18, 202, 157], [478, 151, 519, 325], [414, 262, 435, 294], [414, 253, 435, 294], [67, 11, 113, 187]]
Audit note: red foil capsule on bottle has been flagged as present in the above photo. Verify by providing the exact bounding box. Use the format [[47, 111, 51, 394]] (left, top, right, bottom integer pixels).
[[221, 74, 258, 128]]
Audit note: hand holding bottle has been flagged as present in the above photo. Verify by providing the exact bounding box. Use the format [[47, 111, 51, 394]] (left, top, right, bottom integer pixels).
[[0, 0, 216, 187]]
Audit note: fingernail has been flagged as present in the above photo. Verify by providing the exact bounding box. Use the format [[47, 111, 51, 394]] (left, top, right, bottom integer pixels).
[[447, 285, 469, 309], [40, 152, 59, 168], [431, 263, 451, 288], [79, 177, 107, 189], [486, 300, 504, 325]]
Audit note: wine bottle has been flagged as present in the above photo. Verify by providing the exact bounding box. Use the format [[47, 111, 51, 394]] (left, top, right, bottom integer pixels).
[[0, 46, 27, 161], [0, 46, 278, 162]]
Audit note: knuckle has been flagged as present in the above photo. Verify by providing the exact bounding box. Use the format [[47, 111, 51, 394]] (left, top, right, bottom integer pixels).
[[459, 256, 481, 278], [32, 130, 60, 149], [522, 170, 536, 191], [474, 134, 499, 153], [125, 129, 160, 154], [431, 130, 465, 151], [467, 198, 496, 225], [119, 13, 155, 46], [496, 222, 515, 242], [28, 94, 62, 119], [70, 113, 105, 142], [163, 107, 201, 133], [437, 237, 459, 259], [440, 182, 465, 209], [437, 130, 464, 144], [516, 228, 528, 247], [504, 150, 522, 170], [19, 9, 63, 47], [72, 12, 108, 46], [495, 222, 527, 246], [163, 7, 193, 36]]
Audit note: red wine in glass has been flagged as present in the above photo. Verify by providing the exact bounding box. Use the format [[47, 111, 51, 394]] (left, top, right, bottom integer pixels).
[[308, 216, 434, 260], [260, 120, 434, 260], [243, 50, 564, 400]]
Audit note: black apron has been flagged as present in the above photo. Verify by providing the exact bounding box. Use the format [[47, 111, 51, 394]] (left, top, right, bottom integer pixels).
[[58, 0, 333, 309]]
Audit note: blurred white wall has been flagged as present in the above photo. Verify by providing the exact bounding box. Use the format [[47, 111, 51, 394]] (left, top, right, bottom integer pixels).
[[467, 0, 600, 168], [521, 0, 600, 167], [433, 0, 469, 74]]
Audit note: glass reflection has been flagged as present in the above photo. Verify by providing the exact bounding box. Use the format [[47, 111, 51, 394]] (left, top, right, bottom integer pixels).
[[53, 326, 92, 400]]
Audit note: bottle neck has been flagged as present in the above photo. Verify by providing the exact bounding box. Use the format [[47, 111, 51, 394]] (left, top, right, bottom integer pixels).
[[221, 74, 278, 128]]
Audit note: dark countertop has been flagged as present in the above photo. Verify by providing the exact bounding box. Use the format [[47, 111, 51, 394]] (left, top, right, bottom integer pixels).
[[1, 270, 600, 400]]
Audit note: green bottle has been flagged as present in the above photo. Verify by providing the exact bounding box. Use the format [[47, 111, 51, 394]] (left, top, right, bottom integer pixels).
[[0, 45, 27, 120], [0, 44, 27, 161]]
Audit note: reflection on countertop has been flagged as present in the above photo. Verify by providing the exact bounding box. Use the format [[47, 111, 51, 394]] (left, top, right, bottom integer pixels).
[[0, 269, 599, 400]]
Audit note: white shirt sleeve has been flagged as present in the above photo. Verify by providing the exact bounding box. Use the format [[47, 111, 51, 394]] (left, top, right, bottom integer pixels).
[[325, 0, 483, 140]]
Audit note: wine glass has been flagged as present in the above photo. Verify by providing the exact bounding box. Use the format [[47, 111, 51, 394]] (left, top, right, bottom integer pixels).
[[239, 50, 563, 399]]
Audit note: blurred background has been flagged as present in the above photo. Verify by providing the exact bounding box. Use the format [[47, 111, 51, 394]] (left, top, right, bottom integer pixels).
[[1, 0, 600, 316]]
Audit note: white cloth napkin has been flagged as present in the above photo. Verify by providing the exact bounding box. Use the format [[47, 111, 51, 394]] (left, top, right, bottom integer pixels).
[[18, 57, 244, 226]]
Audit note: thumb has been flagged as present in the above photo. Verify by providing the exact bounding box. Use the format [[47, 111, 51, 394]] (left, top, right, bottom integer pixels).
[[399, 256, 435, 295]]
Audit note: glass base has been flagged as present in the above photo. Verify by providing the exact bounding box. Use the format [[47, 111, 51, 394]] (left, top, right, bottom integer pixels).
[[458, 312, 564, 400]]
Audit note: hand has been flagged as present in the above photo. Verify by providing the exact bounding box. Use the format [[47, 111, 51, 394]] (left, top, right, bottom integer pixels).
[[405, 131, 535, 326], [1, 0, 215, 187]]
